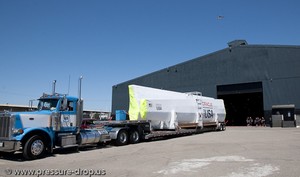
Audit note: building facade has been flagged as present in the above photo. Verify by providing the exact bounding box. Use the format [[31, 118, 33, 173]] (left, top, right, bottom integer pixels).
[[111, 40, 300, 126]]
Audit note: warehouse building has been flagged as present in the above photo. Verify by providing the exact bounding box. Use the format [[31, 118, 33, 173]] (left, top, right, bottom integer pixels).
[[112, 40, 300, 126]]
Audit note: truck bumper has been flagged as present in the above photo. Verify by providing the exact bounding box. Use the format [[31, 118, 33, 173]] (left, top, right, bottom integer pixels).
[[0, 140, 21, 152]]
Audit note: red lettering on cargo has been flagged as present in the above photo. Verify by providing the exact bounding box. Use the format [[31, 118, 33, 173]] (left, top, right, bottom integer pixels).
[[202, 102, 212, 108]]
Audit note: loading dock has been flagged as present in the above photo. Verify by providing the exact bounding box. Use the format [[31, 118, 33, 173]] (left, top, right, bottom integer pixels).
[[217, 82, 264, 126]]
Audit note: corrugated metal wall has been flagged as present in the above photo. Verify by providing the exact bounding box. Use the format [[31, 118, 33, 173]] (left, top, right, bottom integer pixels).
[[112, 43, 300, 119]]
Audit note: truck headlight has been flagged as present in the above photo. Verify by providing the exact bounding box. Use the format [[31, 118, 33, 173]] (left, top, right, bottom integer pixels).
[[13, 128, 24, 135]]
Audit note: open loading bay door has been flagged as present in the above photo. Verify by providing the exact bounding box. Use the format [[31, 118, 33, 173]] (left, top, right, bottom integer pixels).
[[217, 82, 264, 126]]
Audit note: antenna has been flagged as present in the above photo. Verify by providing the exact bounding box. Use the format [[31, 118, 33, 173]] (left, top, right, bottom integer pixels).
[[68, 75, 71, 95]]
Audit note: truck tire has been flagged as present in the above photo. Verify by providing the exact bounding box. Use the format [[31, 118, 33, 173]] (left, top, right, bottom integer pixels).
[[23, 135, 46, 160], [116, 130, 128, 146], [129, 129, 140, 144], [222, 123, 226, 131]]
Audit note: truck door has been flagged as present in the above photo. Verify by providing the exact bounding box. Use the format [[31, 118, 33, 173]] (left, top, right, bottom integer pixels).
[[60, 100, 77, 131]]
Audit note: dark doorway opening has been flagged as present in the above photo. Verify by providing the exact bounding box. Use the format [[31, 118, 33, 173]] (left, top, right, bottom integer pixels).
[[217, 82, 264, 126]]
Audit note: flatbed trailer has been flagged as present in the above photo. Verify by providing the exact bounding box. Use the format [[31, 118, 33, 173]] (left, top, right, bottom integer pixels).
[[144, 129, 199, 139], [102, 120, 225, 145]]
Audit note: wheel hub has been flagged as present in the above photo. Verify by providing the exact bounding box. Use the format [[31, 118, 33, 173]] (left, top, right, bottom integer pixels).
[[31, 140, 44, 156]]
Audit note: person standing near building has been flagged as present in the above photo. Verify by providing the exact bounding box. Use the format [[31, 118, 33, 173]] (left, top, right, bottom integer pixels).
[[246, 117, 250, 126], [261, 117, 266, 126], [250, 117, 253, 126], [255, 117, 261, 126]]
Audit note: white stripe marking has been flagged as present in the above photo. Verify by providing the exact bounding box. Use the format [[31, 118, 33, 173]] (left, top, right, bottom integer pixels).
[[155, 156, 279, 176]]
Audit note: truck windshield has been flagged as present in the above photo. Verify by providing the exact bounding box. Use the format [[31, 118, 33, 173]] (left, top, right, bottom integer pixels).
[[38, 99, 59, 111]]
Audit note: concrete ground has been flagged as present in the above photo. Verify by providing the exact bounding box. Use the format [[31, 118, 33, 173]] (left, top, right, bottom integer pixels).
[[1, 126, 300, 177]]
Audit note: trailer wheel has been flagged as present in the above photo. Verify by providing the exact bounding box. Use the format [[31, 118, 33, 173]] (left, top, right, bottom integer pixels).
[[222, 123, 226, 131], [129, 129, 140, 144], [116, 130, 128, 146], [23, 135, 46, 160]]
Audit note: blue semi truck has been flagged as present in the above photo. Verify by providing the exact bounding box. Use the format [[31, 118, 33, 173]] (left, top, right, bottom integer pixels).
[[0, 77, 111, 159]]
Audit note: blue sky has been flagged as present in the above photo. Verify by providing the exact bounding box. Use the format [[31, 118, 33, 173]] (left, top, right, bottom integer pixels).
[[0, 0, 299, 111]]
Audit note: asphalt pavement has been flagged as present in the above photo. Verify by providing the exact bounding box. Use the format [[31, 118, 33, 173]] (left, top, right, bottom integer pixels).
[[1, 126, 300, 177]]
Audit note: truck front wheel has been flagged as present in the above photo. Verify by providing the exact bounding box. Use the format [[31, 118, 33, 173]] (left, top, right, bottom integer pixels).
[[115, 130, 128, 146], [23, 135, 46, 160]]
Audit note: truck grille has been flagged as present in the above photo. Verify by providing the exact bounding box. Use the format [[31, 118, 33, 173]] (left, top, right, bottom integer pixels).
[[0, 113, 12, 139]]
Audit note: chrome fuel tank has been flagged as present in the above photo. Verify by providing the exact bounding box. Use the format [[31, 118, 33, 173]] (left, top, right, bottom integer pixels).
[[79, 129, 110, 145]]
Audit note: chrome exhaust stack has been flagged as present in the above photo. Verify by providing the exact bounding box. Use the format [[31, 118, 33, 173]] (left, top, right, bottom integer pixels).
[[76, 76, 83, 134], [52, 80, 57, 95]]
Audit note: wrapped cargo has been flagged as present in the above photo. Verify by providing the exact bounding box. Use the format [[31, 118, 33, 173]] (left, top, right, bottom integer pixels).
[[140, 99, 202, 129], [128, 85, 226, 130], [200, 97, 226, 126]]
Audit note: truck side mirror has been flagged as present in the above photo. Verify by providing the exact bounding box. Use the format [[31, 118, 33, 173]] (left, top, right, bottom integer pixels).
[[61, 97, 68, 111]]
